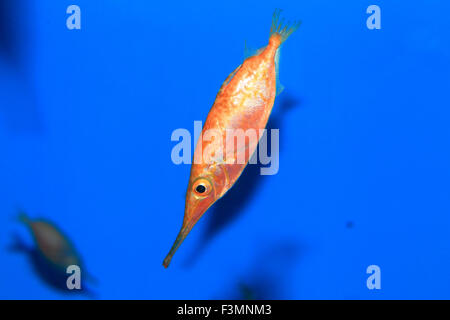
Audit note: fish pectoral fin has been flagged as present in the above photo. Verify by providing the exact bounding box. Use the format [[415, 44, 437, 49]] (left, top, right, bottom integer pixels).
[[217, 163, 230, 189]]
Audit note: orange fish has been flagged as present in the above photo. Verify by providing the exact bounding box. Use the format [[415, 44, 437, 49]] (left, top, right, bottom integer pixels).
[[163, 10, 300, 268]]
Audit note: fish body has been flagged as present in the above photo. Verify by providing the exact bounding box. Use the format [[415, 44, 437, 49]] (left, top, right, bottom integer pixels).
[[163, 10, 300, 267], [19, 212, 82, 271], [14, 212, 96, 295]]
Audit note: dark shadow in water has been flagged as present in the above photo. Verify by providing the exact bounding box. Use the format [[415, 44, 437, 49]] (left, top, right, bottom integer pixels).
[[204, 94, 302, 237], [183, 94, 303, 267], [0, 0, 31, 67], [0, 0, 20, 65], [243, 241, 301, 299], [215, 241, 303, 299], [8, 233, 96, 298], [0, 1, 44, 134]]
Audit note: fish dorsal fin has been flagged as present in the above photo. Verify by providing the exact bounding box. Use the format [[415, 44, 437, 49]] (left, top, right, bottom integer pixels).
[[244, 41, 265, 60], [274, 47, 284, 96]]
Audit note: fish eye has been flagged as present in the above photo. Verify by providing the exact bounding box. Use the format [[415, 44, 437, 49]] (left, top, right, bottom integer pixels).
[[196, 185, 206, 193], [193, 178, 212, 196]]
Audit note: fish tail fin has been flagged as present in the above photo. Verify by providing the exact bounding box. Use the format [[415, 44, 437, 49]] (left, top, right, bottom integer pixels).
[[269, 9, 300, 96], [269, 9, 301, 45]]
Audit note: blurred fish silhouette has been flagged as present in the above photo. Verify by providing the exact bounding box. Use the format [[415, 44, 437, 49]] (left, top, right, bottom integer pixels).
[[238, 283, 258, 300], [9, 211, 96, 296], [0, 1, 43, 134]]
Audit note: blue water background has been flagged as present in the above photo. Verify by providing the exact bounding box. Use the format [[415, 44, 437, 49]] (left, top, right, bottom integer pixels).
[[1, 0, 450, 299]]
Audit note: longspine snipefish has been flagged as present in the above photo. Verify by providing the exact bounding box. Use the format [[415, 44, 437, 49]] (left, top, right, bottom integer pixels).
[[163, 10, 300, 268]]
